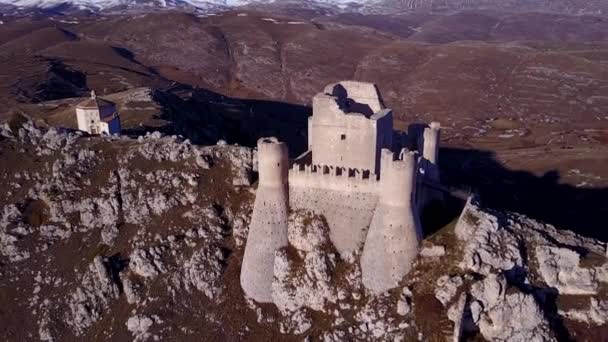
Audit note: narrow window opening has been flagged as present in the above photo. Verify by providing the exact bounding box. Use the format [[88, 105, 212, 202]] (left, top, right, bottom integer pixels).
[[340, 134, 346, 140]]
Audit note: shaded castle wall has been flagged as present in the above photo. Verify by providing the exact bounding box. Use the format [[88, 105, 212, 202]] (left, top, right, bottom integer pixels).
[[241, 138, 289, 303]]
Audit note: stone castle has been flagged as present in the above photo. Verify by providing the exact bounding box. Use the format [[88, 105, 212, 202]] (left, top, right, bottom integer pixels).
[[241, 81, 442, 302]]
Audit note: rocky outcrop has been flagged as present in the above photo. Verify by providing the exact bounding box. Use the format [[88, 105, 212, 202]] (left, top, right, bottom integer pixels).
[[455, 197, 524, 276], [66, 257, 120, 336], [1, 123, 607, 341], [182, 246, 226, 300], [272, 211, 337, 313], [129, 247, 168, 279], [559, 298, 608, 325], [535, 245, 607, 295]]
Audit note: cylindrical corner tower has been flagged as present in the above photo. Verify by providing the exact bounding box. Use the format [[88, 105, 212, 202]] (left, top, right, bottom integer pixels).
[[257, 137, 289, 188], [423, 121, 441, 165], [361, 149, 422, 294], [381, 149, 417, 207], [241, 137, 289, 303], [419, 122, 443, 213]]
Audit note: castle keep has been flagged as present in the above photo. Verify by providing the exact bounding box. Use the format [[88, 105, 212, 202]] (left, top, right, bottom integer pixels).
[[241, 81, 441, 302]]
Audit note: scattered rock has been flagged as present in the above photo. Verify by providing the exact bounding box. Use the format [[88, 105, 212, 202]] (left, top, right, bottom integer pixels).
[[435, 275, 463, 306], [129, 247, 167, 279], [396, 287, 412, 316], [127, 315, 154, 342], [420, 245, 446, 258]]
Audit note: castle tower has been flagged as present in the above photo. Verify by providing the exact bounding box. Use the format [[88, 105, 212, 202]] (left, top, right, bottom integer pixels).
[[240, 137, 289, 303], [361, 148, 422, 294], [423, 122, 440, 165], [418, 122, 442, 212], [308, 81, 393, 175]]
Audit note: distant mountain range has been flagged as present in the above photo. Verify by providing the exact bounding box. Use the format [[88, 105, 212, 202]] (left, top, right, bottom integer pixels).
[[0, 0, 382, 14], [384, 0, 607, 15], [0, 0, 606, 15]]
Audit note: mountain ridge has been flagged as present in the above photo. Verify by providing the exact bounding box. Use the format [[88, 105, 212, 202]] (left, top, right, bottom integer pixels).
[[0, 0, 607, 15]]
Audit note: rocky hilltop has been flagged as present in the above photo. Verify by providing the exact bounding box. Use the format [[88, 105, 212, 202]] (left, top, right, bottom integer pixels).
[[0, 121, 606, 341]]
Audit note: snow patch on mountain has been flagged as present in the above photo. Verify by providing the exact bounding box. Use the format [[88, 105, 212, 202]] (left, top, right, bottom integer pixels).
[[0, 0, 383, 11]]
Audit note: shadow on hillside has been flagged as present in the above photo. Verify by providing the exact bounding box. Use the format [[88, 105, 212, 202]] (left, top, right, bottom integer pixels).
[[439, 147, 608, 243], [150, 86, 607, 242], [147, 85, 311, 158]]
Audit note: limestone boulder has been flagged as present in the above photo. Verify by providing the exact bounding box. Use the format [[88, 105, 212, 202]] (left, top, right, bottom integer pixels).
[[478, 292, 555, 342], [535, 245, 602, 295]]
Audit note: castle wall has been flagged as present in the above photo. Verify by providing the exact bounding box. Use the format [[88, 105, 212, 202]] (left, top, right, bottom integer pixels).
[[289, 164, 379, 257], [310, 110, 378, 172], [241, 138, 289, 303], [288, 165, 379, 194], [289, 187, 378, 258]]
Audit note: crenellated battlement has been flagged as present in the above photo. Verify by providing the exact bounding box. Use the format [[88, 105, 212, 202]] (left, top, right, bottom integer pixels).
[[288, 162, 379, 194]]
